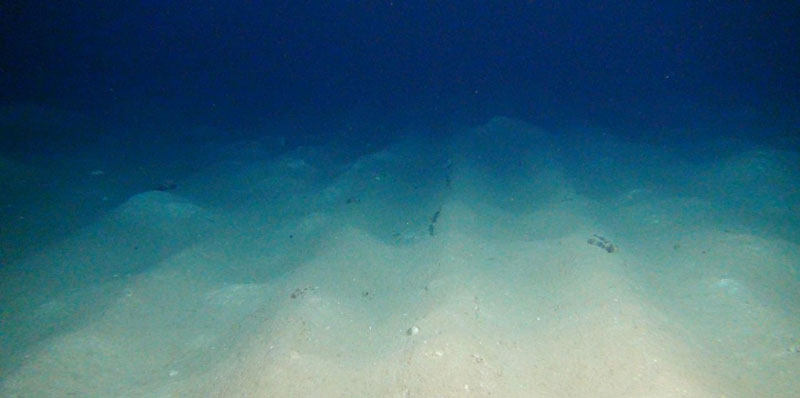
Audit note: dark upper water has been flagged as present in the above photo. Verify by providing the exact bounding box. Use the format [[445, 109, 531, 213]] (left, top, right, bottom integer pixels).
[[1, 1, 798, 152]]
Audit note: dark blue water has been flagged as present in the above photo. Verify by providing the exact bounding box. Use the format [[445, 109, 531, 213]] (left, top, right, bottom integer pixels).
[[2, 1, 798, 145]]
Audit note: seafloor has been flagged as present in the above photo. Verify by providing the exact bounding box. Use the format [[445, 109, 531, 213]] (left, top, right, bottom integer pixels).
[[1, 115, 798, 397]]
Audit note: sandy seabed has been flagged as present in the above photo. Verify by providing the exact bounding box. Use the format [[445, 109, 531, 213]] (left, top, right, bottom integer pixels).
[[1, 116, 798, 397]]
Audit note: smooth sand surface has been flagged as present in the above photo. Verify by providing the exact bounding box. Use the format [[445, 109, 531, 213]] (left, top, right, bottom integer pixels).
[[1, 117, 798, 397]]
